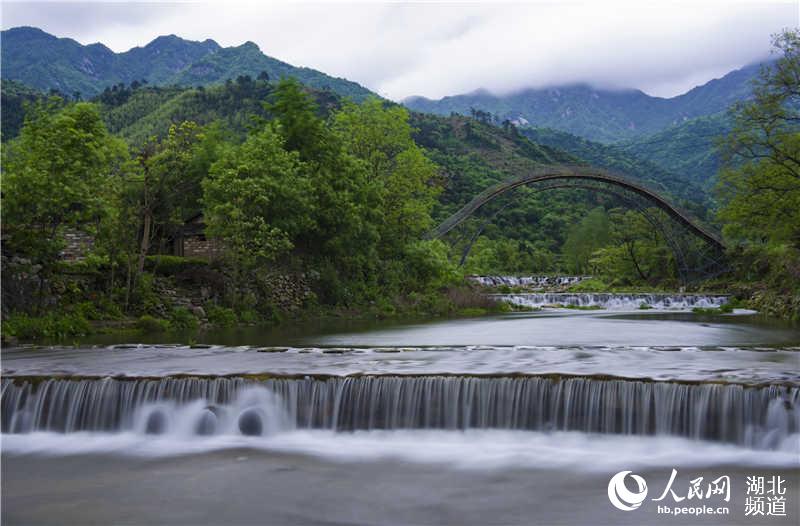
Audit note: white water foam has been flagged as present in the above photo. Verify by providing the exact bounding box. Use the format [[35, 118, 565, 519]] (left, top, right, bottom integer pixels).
[[470, 276, 590, 289], [497, 293, 729, 310], [3, 429, 798, 472]]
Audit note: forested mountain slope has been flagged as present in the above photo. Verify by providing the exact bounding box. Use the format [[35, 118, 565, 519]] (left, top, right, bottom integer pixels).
[[1, 26, 374, 101], [3, 75, 706, 214], [404, 62, 764, 143], [1, 79, 51, 139], [519, 126, 708, 210], [617, 113, 730, 188]]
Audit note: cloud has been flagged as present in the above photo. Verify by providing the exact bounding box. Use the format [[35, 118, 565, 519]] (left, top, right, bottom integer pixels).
[[2, 1, 797, 100], [2, 1, 183, 42]]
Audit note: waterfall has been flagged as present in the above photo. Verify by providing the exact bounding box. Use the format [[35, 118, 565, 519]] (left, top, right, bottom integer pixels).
[[470, 275, 589, 288], [2, 376, 796, 449], [496, 293, 729, 310]]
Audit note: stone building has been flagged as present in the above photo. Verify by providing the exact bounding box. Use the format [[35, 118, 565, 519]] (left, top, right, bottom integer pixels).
[[0, 225, 94, 262], [173, 213, 225, 260], [60, 229, 95, 261]]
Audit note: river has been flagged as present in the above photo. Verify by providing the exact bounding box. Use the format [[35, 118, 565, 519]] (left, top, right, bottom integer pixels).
[[2, 293, 799, 525]]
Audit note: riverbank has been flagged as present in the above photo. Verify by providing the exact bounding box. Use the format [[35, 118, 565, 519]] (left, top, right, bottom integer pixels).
[[0, 281, 514, 345], [4, 251, 797, 345], [476, 272, 799, 321]]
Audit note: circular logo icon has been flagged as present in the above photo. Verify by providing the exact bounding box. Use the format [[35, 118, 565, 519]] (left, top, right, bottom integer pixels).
[[608, 471, 648, 511]]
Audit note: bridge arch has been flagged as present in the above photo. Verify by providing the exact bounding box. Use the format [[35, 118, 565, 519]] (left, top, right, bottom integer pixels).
[[427, 165, 727, 282], [427, 165, 725, 249]]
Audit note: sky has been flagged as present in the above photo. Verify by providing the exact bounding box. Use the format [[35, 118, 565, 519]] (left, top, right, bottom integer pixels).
[[2, 1, 798, 101]]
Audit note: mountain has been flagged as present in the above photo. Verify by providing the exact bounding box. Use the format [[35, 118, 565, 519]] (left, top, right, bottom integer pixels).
[[618, 113, 730, 188], [408, 112, 708, 253], [1, 26, 711, 207], [2, 74, 705, 210], [404, 63, 764, 143], [4, 74, 713, 267], [519, 127, 708, 209], [1, 26, 374, 101], [1, 79, 51, 139]]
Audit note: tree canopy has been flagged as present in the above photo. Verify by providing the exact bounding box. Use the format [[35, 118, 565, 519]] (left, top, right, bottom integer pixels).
[[717, 29, 800, 247], [2, 102, 129, 266]]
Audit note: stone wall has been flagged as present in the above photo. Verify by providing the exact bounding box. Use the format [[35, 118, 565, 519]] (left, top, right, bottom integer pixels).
[[181, 236, 225, 261], [256, 272, 314, 313], [60, 229, 94, 261]]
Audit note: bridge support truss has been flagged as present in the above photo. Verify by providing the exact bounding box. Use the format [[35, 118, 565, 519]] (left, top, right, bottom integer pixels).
[[427, 166, 729, 284]]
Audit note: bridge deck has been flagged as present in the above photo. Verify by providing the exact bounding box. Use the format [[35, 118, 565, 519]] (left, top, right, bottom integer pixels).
[[428, 165, 725, 249]]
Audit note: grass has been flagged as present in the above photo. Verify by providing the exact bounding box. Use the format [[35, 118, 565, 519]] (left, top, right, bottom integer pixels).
[[206, 305, 238, 327], [692, 303, 735, 315], [2, 312, 91, 340], [546, 303, 603, 310], [560, 304, 604, 310], [507, 304, 542, 312], [135, 315, 170, 332], [567, 278, 610, 293]]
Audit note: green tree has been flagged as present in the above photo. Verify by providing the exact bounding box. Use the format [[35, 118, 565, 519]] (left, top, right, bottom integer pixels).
[[561, 207, 611, 273], [333, 97, 441, 256], [2, 102, 128, 272], [264, 78, 327, 160], [717, 29, 800, 246], [132, 121, 221, 274], [203, 124, 312, 270], [590, 209, 674, 285], [267, 79, 377, 286]]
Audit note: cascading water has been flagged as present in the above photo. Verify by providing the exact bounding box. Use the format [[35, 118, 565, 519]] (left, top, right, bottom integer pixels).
[[2, 376, 797, 451], [496, 292, 729, 310], [470, 275, 589, 289]]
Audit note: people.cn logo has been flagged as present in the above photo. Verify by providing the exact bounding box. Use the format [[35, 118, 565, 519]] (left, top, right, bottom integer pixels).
[[608, 471, 649, 511]]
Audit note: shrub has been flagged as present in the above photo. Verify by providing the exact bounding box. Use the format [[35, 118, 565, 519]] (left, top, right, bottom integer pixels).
[[568, 278, 610, 293], [372, 297, 397, 319], [136, 315, 170, 333], [238, 309, 260, 325], [73, 301, 101, 320], [144, 255, 208, 276], [55, 254, 109, 276], [71, 299, 123, 321], [720, 302, 734, 313], [206, 305, 238, 327], [457, 307, 488, 317], [130, 272, 162, 315], [692, 303, 735, 315], [403, 240, 460, 290], [3, 312, 91, 340], [169, 307, 200, 330]]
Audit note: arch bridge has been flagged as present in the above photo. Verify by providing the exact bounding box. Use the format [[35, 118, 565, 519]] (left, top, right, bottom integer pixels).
[[426, 165, 728, 282]]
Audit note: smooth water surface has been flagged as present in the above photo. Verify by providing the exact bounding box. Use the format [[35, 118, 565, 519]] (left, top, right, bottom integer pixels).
[[5, 310, 796, 383], [3, 299, 799, 525]]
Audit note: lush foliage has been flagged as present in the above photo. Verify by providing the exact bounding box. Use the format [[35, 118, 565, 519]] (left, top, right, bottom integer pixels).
[[561, 208, 611, 273], [1, 27, 373, 101], [589, 209, 675, 285], [1, 79, 51, 140], [2, 102, 129, 276], [4, 29, 798, 338], [619, 113, 730, 189], [203, 81, 448, 306], [717, 30, 800, 247], [2, 311, 92, 340], [521, 126, 711, 211]]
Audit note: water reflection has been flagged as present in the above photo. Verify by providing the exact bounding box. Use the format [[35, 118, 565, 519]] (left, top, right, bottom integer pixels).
[[71, 310, 800, 348]]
